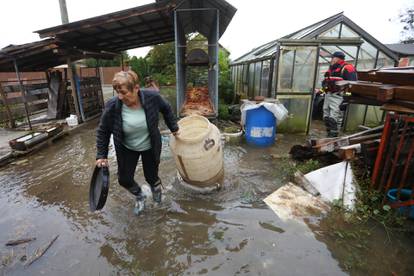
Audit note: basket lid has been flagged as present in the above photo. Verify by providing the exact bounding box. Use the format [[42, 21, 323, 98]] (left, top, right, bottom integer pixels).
[[89, 166, 110, 211]]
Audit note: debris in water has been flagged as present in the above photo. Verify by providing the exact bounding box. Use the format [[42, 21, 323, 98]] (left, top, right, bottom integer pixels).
[[305, 161, 356, 209], [264, 183, 329, 222], [168, 201, 189, 214], [289, 145, 316, 161], [25, 235, 59, 266], [258, 221, 285, 233], [6, 237, 36, 246], [294, 171, 320, 196]]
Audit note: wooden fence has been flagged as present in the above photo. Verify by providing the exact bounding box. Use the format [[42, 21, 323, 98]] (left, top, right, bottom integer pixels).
[[0, 78, 49, 127]]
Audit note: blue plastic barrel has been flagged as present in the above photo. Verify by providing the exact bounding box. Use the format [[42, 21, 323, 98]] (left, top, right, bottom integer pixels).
[[387, 188, 414, 219], [245, 106, 276, 147]]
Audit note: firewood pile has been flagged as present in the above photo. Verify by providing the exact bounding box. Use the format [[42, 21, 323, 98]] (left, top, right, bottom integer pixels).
[[341, 67, 414, 113], [180, 86, 215, 117]]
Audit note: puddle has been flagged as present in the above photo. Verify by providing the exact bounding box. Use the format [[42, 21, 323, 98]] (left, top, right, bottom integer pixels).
[[0, 121, 412, 275]]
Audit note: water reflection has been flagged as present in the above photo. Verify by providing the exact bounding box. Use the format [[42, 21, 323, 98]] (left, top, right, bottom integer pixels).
[[0, 120, 375, 275]]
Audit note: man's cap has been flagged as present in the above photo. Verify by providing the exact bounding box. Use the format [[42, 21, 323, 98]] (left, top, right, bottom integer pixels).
[[332, 51, 345, 59]]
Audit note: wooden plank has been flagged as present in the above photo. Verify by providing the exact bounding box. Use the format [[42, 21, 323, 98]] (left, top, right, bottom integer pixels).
[[349, 82, 383, 97], [357, 70, 378, 82], [393, 86, 414, 102], [381, 103, 414, 114], [349, 82, 398, 102], [392, 100, 414, 110], [374, 70, 414, 86], [343, 95, 383, 106], [377, 86, 395, 102]]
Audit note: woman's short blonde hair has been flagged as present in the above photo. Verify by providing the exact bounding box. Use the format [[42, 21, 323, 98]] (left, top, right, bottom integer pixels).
[[112, 70, 139, 91]]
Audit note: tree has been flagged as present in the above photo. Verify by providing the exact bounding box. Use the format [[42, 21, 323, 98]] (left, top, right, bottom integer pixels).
[[129, 56, 149, 85], [218, 48, 234, 104], [145, 42, 176, 85], [146, 43, 175, 74], [84, 51, 130, 67], [398, 8, 414, 43]]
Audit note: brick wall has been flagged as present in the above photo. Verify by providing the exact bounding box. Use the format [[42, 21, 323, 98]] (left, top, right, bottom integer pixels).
[[0, 72, 46, 82], [0, 66, 127, 85]]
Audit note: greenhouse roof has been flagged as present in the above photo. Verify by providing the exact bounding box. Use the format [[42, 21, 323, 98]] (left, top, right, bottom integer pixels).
[[232, 12, 398, 65]]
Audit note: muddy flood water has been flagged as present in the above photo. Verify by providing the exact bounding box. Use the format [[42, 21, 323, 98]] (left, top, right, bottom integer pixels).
[[1, 121, 413, 275]]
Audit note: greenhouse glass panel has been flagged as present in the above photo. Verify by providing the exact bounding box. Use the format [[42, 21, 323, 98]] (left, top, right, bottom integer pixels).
[[315, 62, 330, 89], [322, 45, 357, 63], [364, 106, 383, 127], [292, 47, 317, 92], [242, 64, 248, 95], [320, 24, 340, 38], [260, 60, 270, 97], [340, 24, 359, 38], [278, 49, 295, 91], [344, 104, 366, 131], [276, 95, 311, 133], [234, 66, 239, 92], [254, 62, 262, 96], [248, 63, 255, 97], [357, 40, 377, 70], [290, 21, 329, 39], [337, 46, 358, 62], [376, 51, 395, 69], [238, 65, 243, 93]]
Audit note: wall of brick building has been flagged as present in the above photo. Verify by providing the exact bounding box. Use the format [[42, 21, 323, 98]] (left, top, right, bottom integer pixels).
[[0, 66, 124, 85]]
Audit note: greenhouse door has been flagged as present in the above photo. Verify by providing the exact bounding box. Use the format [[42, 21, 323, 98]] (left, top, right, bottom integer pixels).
[[276, 45, 318, 133]]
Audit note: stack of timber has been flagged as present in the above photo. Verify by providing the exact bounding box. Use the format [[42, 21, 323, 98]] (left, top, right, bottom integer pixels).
[[342, 67, 414, 113]]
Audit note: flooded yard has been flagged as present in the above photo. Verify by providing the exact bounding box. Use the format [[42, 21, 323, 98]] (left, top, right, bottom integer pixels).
[[0, 120, 413, 275]]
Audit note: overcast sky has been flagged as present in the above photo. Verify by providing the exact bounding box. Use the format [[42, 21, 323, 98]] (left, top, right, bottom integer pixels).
[[1, 0, 412, 60]]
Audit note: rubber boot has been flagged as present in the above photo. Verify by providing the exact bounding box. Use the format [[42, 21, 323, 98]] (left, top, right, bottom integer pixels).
[[151, 179, 162, 204], [134, 193, 145, 215]]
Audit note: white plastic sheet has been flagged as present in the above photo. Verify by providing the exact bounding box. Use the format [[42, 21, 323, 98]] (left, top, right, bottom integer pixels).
[[305, 161, 357, 209], [240, 100, 288, 126]]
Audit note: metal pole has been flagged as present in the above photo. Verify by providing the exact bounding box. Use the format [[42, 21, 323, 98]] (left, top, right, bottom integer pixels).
[[273, 43, 281, 98], [307, 45, 321, 135], [58, 0, 82, 122], [13, 60, 32, 130], [58, 0, 69, 23], [268, 58, 275, 98]]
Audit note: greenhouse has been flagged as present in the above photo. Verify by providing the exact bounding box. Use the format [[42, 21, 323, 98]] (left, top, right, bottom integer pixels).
[[230, 12, 399, 133]]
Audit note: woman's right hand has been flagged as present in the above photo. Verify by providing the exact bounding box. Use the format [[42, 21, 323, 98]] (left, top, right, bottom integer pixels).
[[96, 158, 109, 168]]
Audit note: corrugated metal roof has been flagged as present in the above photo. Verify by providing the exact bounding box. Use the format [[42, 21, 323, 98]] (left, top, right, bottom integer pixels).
[[0, 39, 116, 72], [35, 0, 236, 53]]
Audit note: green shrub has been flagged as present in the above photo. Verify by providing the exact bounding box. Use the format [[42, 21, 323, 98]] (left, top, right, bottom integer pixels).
[[218, 104, 230, 120]]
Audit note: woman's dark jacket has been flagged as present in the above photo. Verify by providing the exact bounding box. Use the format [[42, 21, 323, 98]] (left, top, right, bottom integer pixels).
[[96, 89, 178, 164]]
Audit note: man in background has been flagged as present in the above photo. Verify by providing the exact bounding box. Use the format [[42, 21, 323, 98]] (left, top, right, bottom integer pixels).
[[320, 51, 357, 137]]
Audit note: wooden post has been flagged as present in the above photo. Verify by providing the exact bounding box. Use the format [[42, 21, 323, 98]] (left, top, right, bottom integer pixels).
[[67, 58, 82, 121], [0, 83, 15, 128], [13, 59, 32, 130]]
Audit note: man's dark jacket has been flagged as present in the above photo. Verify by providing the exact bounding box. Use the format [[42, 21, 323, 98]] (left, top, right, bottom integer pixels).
[[96, 89, 178, 164]]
